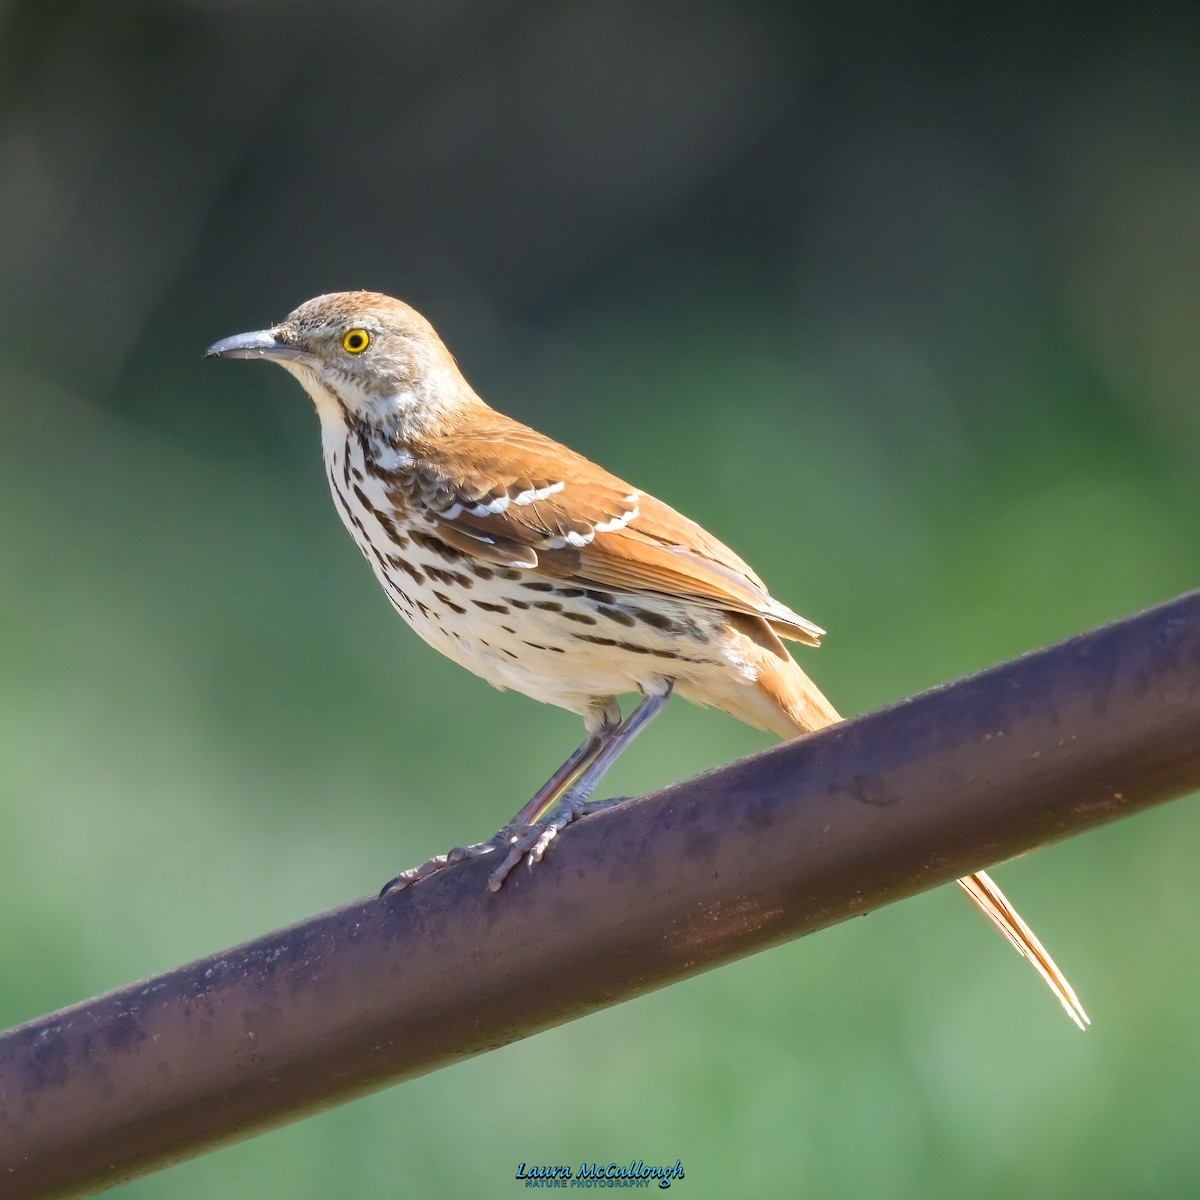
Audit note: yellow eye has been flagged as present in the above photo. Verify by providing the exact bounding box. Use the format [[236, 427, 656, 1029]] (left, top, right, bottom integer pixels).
[[342, 328, 371, 354]]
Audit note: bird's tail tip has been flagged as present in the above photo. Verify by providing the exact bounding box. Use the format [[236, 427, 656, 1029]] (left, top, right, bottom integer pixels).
[[957, 870, 1090, 1031]]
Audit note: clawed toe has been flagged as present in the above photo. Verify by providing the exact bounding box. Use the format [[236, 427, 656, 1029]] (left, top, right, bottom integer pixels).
[[382, 797, 630, 896], [489, 793, 630, 888], [379, 837, 502, 896], [477, 821, 541, 890]]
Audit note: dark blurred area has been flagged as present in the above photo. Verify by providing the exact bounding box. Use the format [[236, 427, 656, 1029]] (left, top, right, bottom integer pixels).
[[2, 2, 1199, 1196]]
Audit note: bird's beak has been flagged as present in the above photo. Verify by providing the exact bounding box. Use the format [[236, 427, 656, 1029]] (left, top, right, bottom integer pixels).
[[205, 329, 305, 362]]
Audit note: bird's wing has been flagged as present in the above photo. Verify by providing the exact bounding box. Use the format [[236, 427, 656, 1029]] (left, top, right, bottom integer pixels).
[[386, 416, 823, 646]]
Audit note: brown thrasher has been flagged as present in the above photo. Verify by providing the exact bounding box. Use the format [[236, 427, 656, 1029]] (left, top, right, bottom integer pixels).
[[207, 291, 1088, 1030]]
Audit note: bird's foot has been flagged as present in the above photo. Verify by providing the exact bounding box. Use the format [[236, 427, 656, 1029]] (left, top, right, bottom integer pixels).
[[381, 795, 629, 896], [379, 824, 536, 895], [485, 793, 628, 891]]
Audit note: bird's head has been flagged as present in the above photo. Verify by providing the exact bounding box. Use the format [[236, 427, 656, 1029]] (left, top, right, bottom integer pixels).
[[206, 291, 481, 436]]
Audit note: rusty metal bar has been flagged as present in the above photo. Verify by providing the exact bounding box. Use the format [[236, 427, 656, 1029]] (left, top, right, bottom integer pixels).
[[3, 590, 1200, 1199]]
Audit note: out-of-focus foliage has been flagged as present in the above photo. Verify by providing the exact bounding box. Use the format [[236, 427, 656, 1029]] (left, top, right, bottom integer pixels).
[[2, 2, 1199, 1195]]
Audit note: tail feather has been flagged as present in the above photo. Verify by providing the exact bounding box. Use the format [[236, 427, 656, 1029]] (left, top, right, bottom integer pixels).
[[957, 871, 1089, 1029], [745, 642, 1089, 1029]]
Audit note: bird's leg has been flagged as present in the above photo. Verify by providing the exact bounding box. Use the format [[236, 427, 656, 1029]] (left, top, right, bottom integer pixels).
[[381, 701, 621, 895], [507, 699, 624, 827], [487, 682, 674, 890]]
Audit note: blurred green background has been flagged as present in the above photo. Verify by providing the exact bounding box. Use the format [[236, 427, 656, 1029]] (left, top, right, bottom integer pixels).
[[2, 1, 1200, 1195]]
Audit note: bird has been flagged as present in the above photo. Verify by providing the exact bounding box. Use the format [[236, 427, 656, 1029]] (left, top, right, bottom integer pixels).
[[207, 290, 1088, 1030]]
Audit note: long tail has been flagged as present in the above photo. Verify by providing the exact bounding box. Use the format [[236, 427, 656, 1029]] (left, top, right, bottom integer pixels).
[[956, 871, 1088, 1029], [744, 643, 1090, 1029]]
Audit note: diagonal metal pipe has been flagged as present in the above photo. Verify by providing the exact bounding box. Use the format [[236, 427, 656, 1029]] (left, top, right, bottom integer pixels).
[[3, 591, 1200, 1199]]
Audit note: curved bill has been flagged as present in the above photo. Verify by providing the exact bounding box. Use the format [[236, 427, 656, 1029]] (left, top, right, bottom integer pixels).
[[205, 330, 304, 362]]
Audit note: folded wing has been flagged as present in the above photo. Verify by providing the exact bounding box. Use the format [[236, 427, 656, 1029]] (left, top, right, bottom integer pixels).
[[383, 415, 823, 646]]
